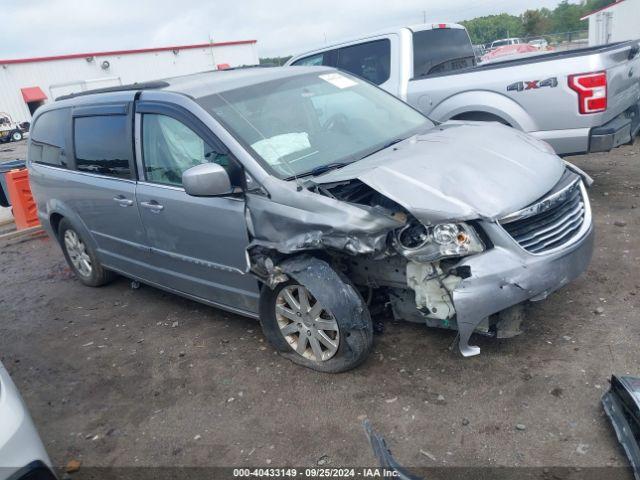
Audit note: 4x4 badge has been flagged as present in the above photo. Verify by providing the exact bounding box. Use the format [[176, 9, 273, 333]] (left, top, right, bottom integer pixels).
[[507, 77, 558, 92]]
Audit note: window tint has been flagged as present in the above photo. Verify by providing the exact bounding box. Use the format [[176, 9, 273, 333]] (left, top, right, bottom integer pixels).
[[335, 40, 390, 85], [292, 53, 326, 66], [142, 114, 231, 186], [413, 28, 475, 78], [30, 108, 68, 167], [74, 115, 131, 179]]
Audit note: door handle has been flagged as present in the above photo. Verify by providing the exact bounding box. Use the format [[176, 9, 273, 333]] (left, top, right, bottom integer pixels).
[[113, 196, 134, 207], [140, 200, 164, 213]]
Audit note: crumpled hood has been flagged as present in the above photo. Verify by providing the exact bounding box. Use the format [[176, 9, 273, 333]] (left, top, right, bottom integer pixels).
[[316, 122, 566, 223]]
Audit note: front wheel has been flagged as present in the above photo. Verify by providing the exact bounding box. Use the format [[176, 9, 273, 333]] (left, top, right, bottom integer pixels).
[[260, 279, 373, 373], [11, 131, 23, 142]]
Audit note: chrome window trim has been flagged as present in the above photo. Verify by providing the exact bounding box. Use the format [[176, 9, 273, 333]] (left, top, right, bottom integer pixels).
[[31, 162, 136, 184]]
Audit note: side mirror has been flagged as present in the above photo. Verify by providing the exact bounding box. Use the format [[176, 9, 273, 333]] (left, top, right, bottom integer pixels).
[[183, 163, 232, 197]]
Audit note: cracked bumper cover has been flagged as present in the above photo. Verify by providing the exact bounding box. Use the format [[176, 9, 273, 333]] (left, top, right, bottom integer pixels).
[[451, 219, 594, 356]]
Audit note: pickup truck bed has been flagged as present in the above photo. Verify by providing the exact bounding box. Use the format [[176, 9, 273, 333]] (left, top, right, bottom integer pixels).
[[287, 25, 640, 155]]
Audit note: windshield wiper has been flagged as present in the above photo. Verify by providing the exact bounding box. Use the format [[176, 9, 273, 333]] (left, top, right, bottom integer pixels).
[[288, 162, 348, 180], [358, 138, 405, 161]]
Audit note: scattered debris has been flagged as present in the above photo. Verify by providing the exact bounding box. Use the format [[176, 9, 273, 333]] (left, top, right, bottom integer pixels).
[[65, 459, 81, 473], [594, 307, 605, 315], [419, 449, 437, 461], [576, 443, 589, 455], [317, 455, 330, 466], [515, 424, 526, 431], [172, 321, 179, 328], [193, 434, 201, 440], [614, 220, 627, 227], [551, 387, 564, 398], [385, 397, 398, 403], [130, 280, 141, 289], [602, 375, 640, 480], [81, 342, 94, 347], [462, 418, 470, 426]]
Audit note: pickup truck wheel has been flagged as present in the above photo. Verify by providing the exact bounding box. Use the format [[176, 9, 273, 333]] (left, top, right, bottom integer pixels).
[[58, 218, 115, 287], [11, 131, 23, 142], [260, 280, 373, 373]]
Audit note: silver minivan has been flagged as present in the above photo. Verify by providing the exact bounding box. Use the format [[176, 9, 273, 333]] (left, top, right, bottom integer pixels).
[[28, 67, 594, 372]]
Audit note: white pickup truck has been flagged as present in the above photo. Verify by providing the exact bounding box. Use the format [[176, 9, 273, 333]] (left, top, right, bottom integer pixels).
[[287, 23, 640, 155]]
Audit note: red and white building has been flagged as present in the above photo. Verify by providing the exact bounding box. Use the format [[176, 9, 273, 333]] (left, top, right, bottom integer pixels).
[[0, 39, 259, 123], [581, 0, 640, 46]]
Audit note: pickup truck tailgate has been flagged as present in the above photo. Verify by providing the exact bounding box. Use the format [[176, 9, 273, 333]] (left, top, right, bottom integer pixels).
[[602, 41, 640, 123]]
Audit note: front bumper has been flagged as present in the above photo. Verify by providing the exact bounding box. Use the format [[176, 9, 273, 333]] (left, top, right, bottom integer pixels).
[[589, 100, 640, 153], [451, 213, 594, 356]]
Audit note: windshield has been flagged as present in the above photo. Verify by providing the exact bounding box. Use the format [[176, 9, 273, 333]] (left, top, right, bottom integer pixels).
[[197, 71, 432, 179]]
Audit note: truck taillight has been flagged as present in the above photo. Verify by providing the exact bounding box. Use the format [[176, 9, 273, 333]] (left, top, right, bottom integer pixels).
[[568, 71, 607, 114]]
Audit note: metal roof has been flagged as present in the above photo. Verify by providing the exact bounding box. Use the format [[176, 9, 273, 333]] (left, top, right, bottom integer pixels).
[[0, 40, 257, 66]]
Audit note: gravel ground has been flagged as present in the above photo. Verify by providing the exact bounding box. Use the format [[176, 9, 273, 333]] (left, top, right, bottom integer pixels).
[[0, 139, 638, 474]]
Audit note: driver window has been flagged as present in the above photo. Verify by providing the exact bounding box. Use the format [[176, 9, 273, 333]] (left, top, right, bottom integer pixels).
[[142, 114, 230, 186]]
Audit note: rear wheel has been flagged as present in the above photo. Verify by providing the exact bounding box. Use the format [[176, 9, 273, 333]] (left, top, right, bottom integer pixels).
[[58, 218, 115, 287], [260, 280, 373, 373], [11, 131, 23, 142]]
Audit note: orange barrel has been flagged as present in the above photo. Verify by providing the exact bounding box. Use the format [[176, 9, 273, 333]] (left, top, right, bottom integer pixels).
[[4, 169, 40, 230]]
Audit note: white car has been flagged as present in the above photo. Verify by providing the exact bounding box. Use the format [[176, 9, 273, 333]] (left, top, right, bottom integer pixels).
[[0, 361, 55, 480], [489, 37, 522, 49], [529, 38, 549, 49]]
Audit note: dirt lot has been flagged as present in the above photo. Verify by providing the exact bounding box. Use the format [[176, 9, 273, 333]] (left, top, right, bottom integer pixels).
[[0, 139, 639, 474]]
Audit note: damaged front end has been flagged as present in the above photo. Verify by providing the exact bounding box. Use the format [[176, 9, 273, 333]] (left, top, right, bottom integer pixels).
[[245, 129, 594, 358]]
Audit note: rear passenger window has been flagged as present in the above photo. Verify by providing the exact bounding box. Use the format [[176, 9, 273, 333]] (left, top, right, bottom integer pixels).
[[30, 108, 69, 168], [336, 39, 390, 85], [73, 115, 131, 179]]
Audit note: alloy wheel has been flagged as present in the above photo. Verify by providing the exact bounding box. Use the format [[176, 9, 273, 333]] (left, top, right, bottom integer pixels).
[[64, 229, 92, 277], [275, 285, 340, 362]]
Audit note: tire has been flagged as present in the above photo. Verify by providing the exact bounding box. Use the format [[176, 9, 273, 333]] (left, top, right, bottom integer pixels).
[[11, 131, 23, 142], [58, 218, 115, 287], [260, 278, 373, 373]]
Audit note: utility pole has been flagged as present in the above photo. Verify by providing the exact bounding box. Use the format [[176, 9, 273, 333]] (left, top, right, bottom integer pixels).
[[208, 33, 216, 69]]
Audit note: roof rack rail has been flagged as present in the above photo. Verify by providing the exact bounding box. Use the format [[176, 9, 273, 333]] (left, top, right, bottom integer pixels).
[[55, 80, 170, 101]]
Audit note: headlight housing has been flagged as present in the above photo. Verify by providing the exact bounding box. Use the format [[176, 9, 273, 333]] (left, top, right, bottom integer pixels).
[[393, 221, 484, 262]]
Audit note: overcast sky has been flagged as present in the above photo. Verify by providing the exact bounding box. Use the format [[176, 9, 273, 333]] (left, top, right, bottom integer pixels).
[[2, 0, 572, 60]]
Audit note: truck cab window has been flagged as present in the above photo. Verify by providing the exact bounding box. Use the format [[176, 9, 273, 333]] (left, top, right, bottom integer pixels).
[[413, 28, 475, 78], [292, 53, 327, 66], [336, 39, 390, 85]]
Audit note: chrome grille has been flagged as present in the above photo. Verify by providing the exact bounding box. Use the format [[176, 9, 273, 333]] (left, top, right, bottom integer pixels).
[[500, 177, 586, 254]]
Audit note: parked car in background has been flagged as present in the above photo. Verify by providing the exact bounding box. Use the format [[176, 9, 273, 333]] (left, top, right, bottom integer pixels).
[[490, 37, 522, 49], [0, 114, 29, 143], [0, 361, 55, 480], [480, 43, 541, 62], [472, 43, 486, 58], [529, 38, 549, 49], [286, 23, 640, 155], [29, 67, 594, 371]]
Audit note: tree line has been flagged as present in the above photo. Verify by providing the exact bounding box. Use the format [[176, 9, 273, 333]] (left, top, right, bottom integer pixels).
[[461, 0, 613, 45], [259, 0, 614, 62]]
